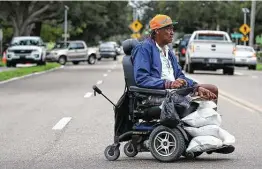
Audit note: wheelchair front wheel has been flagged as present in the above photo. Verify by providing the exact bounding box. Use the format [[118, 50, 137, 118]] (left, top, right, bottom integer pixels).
[[149, 126, 185, 162], [104, 145, 120, 161], [124, 141, 138, 157]]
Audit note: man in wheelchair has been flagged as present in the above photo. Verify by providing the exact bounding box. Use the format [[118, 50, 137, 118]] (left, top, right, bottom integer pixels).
[[100, 14, 234, 162], [132, 14, 217, 102]]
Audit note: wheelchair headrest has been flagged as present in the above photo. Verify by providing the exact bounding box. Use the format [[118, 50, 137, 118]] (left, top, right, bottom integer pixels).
[[122, 39, 139, 56]]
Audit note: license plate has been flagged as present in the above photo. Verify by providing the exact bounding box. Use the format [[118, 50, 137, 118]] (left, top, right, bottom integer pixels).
[[241, 59, 246, 62], [209, 59, 217, 63]]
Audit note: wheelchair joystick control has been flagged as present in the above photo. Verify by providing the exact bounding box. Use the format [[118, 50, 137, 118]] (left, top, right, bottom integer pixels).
[[93, 85, 102, 94]]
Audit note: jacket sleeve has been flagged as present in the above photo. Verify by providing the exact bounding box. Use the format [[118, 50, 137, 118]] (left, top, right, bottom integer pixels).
[[170, 51, 198, 87], [132, 44, 167, 89]]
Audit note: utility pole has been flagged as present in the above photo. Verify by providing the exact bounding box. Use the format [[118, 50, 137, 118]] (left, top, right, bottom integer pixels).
[[249, 0, 256, 47], [64, 5, 69, 44]]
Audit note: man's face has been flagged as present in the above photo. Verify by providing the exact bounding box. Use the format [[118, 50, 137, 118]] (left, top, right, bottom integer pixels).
[[156, 25, 174, 44]]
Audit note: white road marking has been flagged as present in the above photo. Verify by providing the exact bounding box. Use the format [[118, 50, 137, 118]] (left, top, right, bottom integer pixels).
[[107, 70, 112, 73], [219, 95, 255, 113], [84, 92, 93, 98], [103, 74, 108, 77], [97, 80, 103, 85], [251, 75, 258, 79], [234, 72, 243, 76], [52, 117, 72, 130], [186, 75, 262, 113]]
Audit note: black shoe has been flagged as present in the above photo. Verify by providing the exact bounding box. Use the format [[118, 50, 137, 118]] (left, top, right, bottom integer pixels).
[[207, 145, 235, 154]]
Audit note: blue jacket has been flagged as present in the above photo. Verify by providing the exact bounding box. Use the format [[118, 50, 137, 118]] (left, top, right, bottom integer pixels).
[[132, 38, 197, 89]]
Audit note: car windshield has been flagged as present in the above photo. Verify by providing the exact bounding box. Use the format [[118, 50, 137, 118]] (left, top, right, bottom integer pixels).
[[53, 42, 70, 49], [195, 33, 227, 41], [100, 43, 115, 48], [11, 38, 40, 46], [236, 47, 253, 52]]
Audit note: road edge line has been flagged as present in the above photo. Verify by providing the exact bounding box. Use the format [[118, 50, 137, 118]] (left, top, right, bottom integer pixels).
[[186, 75, 262, 113], [0, 65, 64, 85]]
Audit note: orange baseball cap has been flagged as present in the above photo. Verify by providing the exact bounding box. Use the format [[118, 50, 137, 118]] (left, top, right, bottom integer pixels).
[[149, 14, 178, 30]]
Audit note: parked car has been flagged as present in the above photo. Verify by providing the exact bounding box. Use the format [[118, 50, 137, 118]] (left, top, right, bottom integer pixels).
[[176, 34, 192, 68], [46, 40, 98, 65], [185, 30, 236, 75], [5, 36, 47, 67], [98, 42, 120, 61], [234, 45, 257, 70]]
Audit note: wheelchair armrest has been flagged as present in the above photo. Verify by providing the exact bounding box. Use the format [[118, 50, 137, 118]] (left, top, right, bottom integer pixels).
[[129, 86, 167, 96]]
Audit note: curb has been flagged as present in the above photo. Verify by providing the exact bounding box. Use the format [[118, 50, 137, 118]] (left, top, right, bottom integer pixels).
[[0, 65, 64, 85]]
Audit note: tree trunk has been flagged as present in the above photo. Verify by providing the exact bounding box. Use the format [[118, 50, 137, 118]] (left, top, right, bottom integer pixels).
[[31, 21, 42, 36]]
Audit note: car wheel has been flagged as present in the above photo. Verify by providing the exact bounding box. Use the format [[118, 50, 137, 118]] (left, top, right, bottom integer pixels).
[[188, 63, 194, 74], [223, 67, 234, 75], [58, 56, 67, 65], [88, 54, 96, 65], [6, 61, 12, 67], [248, 65, 256, 70]]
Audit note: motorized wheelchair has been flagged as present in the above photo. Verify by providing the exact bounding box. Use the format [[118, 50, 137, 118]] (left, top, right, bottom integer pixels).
[[92, 39, 231, 162]]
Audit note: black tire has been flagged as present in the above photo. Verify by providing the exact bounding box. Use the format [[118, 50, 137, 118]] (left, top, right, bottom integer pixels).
[[58, 56, 67, 65], [37, 61, 46, 66], [188, 63, 194, 74], [223, 67, 234, 75], [149, 126, 185, 162], [124, 141, 138, 157], [113, 56, 117, 61], [6, 61, 12, 67], [104, 145, 120, 161], [248, 65, 256, 70], [88, 54, 96, 65], [98, 57, 102, 61], [72, 61, 79, 65]]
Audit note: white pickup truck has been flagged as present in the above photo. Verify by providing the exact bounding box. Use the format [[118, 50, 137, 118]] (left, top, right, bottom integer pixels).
[[185, 30, 236, 75]]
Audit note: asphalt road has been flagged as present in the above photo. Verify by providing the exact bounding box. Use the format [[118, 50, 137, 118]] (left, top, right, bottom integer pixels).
[[0, 57, 262, 169]]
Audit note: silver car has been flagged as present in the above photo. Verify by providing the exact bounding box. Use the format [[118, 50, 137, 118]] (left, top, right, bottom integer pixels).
[[234, 45, 257, 70]]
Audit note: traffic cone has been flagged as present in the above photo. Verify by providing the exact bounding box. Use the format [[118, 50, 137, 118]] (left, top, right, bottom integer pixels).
[[2, 51, 6, 65]]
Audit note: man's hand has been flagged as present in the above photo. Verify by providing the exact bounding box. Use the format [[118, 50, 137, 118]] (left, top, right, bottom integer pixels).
[[170, 78, 187, 89], [196, 86, 217, 100]]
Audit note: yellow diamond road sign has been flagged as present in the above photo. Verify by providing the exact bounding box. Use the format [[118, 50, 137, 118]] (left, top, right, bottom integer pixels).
[[239, 24, 251, 35], [241, 35, 249, 42], [131, 33, 141, 39], [129, 20, 143, 33]]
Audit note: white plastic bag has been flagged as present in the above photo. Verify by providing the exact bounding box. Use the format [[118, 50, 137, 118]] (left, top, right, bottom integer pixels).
[[181, 108, 222, 127], [194, 100, 217, 109], [186, 136, 223, 153], [184, 125, 235, 145]]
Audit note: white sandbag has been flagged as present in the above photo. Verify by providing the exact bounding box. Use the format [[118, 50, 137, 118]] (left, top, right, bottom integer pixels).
[[184, 125, 220, 137], [218, 127, 236, 145], [194, 100, 217, 109], [184, 125, 236, 145], [186, 136, 223, 153], [181, 108, 222, 127]]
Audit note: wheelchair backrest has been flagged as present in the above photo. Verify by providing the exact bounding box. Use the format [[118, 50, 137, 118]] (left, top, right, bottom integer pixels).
[[122, 39, 139, 87]]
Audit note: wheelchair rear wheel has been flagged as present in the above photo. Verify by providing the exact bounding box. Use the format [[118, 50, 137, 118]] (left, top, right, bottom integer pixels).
[[124, 141, 138, 157], [149, 126, 185, 162]]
